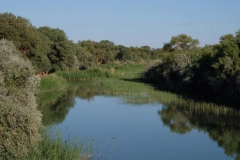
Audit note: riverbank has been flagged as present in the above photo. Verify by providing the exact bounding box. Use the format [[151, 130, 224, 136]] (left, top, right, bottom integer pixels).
[[34, 63, 240, 160], [43, 63, 240, 116]]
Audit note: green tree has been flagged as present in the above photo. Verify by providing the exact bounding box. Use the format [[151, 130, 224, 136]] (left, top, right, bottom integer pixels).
[[0, 12, 34, 53], [163, 34, 199, 51], [116, 45, 134, 62], [74, 42, 96, 69], [26, 30, 52, 73], [97, 40, 117, 64], [38, 26, 75, 72], [0, 12, 52, 73], [220, 34, 235, 43]]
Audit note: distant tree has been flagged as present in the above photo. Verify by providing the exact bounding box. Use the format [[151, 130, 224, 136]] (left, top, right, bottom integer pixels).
[[162, 42, 173, 52], [38, 26, 75, 72], [0, 12, 52, 73], [220, 34, 235, 43], [163, 34, 199, 51], [74, 42, 96, 69], [79, 40, 99, 63], [0, 12, 34, 53], [139, 45, 152, 61], [116, 45, 134, 62], [79, 40, 117, 64], [26, 30, 52, 73], [212, 34, 240, 79], [97, 40, 117, 63]]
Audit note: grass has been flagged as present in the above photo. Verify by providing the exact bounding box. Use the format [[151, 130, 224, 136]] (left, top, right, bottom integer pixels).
[[35, 63, 240, 160], [56, 67, 114, 81], [33, 75, 91, 160], [56, 63, 146, 81], [55, 63, 240, 116], [23, 128, 92, 160], [38, 74, 67, 92]]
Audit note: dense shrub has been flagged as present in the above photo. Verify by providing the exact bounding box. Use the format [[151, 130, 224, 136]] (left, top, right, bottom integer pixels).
[[143, 31, 240, 107], [0, 39, 42, 159]]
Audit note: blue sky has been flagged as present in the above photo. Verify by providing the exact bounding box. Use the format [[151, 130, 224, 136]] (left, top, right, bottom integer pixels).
[[1, 0, 240, 48]]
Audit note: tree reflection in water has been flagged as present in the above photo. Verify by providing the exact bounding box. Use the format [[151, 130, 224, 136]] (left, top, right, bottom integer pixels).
[[38, 80, 240, 159], [159, 105, 240, 160], [37, 81, 105, 126]]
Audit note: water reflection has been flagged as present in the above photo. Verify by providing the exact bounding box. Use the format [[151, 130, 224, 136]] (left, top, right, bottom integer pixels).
[[159, 105, 240, 159], [37, 81, 106, 125], [38, 89, 74, 125], [38, 81, 240, 159]]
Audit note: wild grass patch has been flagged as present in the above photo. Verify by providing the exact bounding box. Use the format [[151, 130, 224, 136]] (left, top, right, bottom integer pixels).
[[24, 128, 93, 160], [39, 74, 67, 92]]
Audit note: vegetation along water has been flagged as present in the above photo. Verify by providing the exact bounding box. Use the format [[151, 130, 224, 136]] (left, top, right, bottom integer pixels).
[[1, 12, 240, 159]]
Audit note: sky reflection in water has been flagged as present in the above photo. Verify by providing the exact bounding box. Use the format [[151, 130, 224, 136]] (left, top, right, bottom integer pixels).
[[53, 96, 234, 160]]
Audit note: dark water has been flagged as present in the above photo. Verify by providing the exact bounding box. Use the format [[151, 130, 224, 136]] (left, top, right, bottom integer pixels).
[[39, 84, 240, 160]]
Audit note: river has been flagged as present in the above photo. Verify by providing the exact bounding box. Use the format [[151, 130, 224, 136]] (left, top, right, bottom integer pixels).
[[38, 82, 240, 160]]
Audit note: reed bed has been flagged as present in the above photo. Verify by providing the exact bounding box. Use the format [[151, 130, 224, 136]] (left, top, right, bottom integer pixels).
[[39, 74, 67, 93], [54, 63, 240, 116], [24, 129, 92, 160]]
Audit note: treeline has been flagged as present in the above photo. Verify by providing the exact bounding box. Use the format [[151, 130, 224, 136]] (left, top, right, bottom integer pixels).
[[1, 12, 240, 107], [0, 12, 162, 74], [143, 31, 240, 107]]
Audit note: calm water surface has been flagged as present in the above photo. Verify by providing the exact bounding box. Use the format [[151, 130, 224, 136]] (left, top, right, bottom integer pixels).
[[49, 95, 237, 160]]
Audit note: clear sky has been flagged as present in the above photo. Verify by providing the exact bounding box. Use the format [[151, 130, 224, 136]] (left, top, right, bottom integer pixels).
[[1, 0, 240, 48]]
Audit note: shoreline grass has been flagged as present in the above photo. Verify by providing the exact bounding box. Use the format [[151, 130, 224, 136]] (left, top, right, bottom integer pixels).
[[56, 63, 146, 81], [35, 63, 240, 160], [38, 74, 67, 93], [54, 63, 240, 116], [23, 128, 92, 160]]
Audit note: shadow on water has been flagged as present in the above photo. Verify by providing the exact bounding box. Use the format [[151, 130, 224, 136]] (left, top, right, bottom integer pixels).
[[158, 105, 240, 160], [121, 75, 240, 110]]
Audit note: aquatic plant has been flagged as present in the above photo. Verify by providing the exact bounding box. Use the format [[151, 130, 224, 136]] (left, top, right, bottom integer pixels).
[[24, 128, 92, 160]]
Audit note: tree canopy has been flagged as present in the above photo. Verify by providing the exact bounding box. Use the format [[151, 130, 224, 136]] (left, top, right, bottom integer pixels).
[[163, 34, 199, 52]]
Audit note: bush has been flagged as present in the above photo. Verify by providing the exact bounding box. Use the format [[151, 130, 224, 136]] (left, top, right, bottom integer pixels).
[[0, 39, 42, 159]]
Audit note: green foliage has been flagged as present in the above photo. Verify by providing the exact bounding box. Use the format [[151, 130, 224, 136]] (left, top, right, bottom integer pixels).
[[25, 129, 92, 160], [57, 67, 115, 81], [39, 74, 67, 92], [115, 45, 159, 63], [38, 90, 74, 126], [163, 34, 199, 51], [0, 39, 42, 159], [0, 12, 52, 73], [26, 31, 52, 73], [74, 42, 96, 69], [143, 52, 197, 93], [78, 40, 117, 65], [38, 26, 76, 72], [0, 13, 34, 53], [0, 12, 165, 72], [143, 31, 240, 107]]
